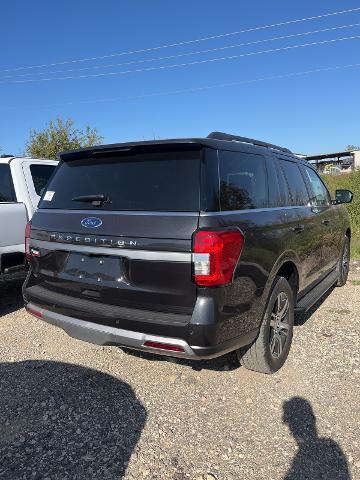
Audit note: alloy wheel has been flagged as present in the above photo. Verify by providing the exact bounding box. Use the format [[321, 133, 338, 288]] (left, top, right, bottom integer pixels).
[[269, 292, 290, 358]]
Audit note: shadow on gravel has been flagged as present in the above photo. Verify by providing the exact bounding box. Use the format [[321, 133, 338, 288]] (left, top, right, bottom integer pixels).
[[283, 397, 350, 480], [0, 281, 24, 317], [0, 360, 146, 479], [294, 287, 334, 327], [120, 347, 240, 372]]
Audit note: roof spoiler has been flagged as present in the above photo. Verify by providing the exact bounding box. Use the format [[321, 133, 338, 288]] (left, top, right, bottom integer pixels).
[[59, 142, 201, 162]]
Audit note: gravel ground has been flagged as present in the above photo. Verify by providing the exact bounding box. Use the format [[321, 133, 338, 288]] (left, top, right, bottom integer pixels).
[[0, 268, 359, 480]]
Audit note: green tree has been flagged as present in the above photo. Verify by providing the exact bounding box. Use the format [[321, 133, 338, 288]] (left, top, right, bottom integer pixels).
[[346, 145, 360, 151], [25, 117, 104, 159]]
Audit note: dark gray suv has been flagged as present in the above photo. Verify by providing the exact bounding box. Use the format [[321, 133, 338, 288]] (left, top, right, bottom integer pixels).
[[23, 132, 353, 373]]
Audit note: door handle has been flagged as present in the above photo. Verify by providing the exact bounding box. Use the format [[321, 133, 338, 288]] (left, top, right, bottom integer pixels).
[[291, 224, 305, 233], [322, 219, 330, 226]]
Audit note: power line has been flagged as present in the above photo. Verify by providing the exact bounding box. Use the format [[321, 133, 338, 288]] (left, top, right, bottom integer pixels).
[[1, 35, 359, 85], [1, 6, 360, 74], [88, 62, 360, 101], [2, 62, 359, 111], [2, 22, 360, 80]]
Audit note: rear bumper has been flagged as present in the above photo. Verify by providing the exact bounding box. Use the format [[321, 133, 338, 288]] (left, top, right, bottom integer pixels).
[[25, 302, 257, 360]]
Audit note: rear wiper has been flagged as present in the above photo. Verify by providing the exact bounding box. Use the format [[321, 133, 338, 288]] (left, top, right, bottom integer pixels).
[[72, 194, 111, 207]]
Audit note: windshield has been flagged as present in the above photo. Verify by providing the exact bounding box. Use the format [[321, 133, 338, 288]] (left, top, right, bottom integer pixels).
[[39, 149, 201, 211]]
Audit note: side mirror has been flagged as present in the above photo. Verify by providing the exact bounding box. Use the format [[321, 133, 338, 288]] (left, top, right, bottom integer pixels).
[[333, 189, 353, 204]]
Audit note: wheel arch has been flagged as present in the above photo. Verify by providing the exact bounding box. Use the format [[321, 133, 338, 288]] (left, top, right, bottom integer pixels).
[[276, 261, 300, 300], [256, 254, 301, 330], [269, 250, 301, 293]]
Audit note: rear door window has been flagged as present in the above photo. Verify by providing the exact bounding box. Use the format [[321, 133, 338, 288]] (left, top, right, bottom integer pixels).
[[0, 164, 16, 202], [278, 159, 309, 206], [30, 164, 57, 196], [219, 151, 268, 210], [39, 149, 201, 212]]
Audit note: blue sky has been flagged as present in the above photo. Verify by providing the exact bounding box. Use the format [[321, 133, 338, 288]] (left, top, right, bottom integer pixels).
[[1, 0, 360, 155]]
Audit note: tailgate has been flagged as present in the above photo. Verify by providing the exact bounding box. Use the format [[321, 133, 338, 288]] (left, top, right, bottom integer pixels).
[[29, 211, 198, 319]]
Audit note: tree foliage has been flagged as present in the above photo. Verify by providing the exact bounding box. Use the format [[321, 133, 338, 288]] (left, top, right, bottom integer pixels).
[[322, 170, 360, 258], [346, 145, 360, 151], [25, 117, 103, 159]]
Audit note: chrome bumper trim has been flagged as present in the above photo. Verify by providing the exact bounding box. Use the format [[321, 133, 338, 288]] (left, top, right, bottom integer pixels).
[[29, 239, 191, 262]]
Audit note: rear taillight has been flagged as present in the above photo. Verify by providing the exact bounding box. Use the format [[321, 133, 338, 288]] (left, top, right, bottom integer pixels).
[[25, 221, 31, 261], [192, 229, 244, 287]]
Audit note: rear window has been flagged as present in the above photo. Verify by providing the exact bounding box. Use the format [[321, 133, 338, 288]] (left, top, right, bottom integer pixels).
[[39, 150, 200, 211], [219, 151, 268, 210], [30, 164, 57, 196], [0, 164, 16, 202]]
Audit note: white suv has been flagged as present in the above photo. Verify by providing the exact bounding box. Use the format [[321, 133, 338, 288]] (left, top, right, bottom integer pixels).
[[0, 155, 57, 282]]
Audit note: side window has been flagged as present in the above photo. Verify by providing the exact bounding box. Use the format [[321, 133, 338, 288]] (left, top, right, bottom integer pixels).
[[0, 164, 16, 202], [219, 151, 268, 210], [278, 160, 309, 206], [30, 164, 56, 196], [201, 148, 220, 211], [304, 166, 331, 206], [265, 156, 283, 208]]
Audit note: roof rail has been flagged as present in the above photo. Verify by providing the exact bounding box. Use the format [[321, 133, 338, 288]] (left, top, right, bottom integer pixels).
[[0, 154, 14, 158], [207, 132, 292, 154]]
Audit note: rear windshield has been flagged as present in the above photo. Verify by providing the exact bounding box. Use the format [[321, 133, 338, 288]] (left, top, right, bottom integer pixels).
[[39, 150, 201, 211]]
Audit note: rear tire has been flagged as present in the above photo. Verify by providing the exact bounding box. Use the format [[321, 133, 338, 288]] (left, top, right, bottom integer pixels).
[[336, 236, 350, 287], [237, 276, 294, 374]]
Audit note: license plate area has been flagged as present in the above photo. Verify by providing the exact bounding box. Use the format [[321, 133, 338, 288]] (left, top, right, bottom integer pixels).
[[62, 253, 124, 285]]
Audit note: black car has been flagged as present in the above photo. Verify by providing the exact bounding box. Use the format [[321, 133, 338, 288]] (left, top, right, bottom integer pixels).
[[23, 132, 353, 373]]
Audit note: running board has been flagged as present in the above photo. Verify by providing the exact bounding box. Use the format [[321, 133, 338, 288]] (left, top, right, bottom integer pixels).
[[295, 269, 339, 314]]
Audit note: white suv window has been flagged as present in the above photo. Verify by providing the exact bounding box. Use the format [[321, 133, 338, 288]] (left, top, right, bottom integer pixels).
[[30, 164, 56, 196], [0, 164, 16, 202]]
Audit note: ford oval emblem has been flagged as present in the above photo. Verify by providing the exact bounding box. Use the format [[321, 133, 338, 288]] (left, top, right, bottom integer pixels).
[[81, 217, 103, 228]]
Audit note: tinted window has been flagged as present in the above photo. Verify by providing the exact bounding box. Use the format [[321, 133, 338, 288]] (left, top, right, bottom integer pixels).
[[266, 156, 283, 208], [219, 151, 268, 210], [201, 148, 220, 211], [30, 164, 56, 196], [304, 166, 331, 206], [0, 164, 16, 202], [39, 150, 200, 211], [279, 160, 309, 206]]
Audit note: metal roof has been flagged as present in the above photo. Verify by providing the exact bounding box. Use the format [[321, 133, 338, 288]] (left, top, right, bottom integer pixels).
[[0, 156, 57, 164], [306, 151, 353, 161]]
